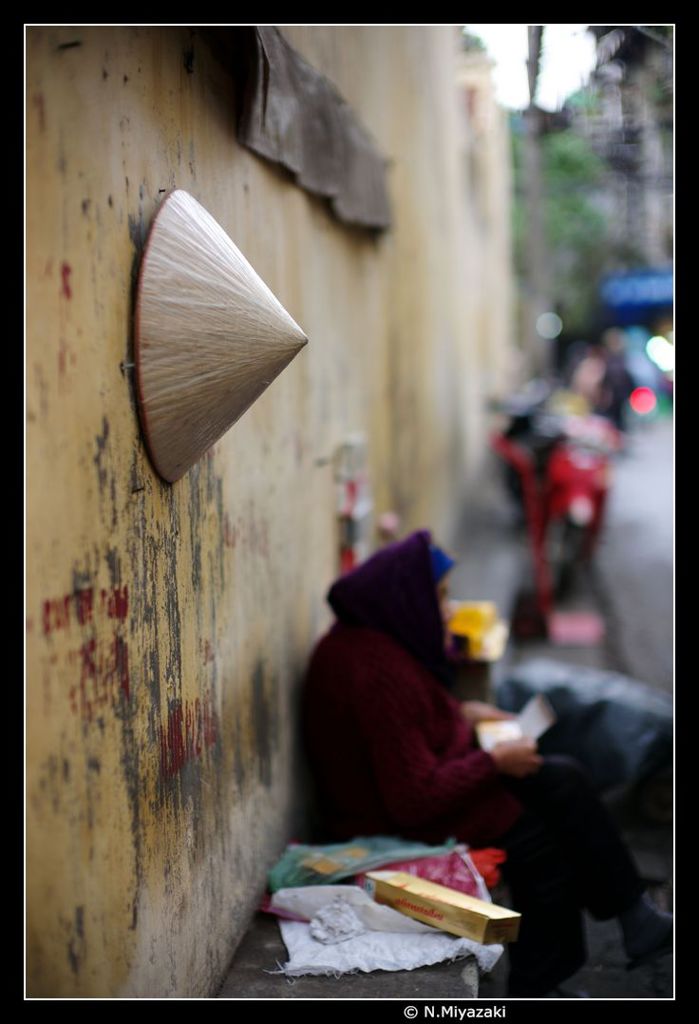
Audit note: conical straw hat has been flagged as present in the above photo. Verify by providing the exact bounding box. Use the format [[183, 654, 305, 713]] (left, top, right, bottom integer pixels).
[[134, 189, 308, 483]]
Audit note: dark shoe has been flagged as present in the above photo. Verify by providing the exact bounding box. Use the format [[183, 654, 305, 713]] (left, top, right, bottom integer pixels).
[[626, 929, 673, 971], [621, 892, 673, 970], [547, 986, 590, 998]]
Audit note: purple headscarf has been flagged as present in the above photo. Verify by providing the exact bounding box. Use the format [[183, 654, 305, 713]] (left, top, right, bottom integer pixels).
[[327, 530, 452, 685]]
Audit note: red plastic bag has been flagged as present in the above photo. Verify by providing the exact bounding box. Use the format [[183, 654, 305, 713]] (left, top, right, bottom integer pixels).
[[469, 848, 507, 890], [355, 848, 484, 898]]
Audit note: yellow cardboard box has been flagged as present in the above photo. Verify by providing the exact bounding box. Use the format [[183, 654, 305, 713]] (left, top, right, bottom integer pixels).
[[365, 870, 521, 943]]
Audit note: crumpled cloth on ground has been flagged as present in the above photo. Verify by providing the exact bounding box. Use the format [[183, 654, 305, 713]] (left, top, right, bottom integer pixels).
[[269, 886, 504, 976], [277, 919, 503, 977], [309, 897, 367, 944]]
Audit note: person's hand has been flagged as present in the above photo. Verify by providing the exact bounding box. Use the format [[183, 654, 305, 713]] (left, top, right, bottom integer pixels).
[[460, 701, 516, 725], [490, 738, 543, 778]]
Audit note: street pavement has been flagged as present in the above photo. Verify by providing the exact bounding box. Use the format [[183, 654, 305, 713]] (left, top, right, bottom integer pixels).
[[454, 414, 674, 999], [591, 417, 673, 693]]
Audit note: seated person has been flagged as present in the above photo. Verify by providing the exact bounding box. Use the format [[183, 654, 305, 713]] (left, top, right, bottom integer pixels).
[[303, 529, 672, 997]]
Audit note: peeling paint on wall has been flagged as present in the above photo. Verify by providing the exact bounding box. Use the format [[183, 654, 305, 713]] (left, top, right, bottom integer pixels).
[[158, 693, 218, 780]]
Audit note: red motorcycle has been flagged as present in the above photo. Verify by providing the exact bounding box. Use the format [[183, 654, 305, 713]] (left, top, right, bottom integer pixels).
[[491, 391, 620, 636]]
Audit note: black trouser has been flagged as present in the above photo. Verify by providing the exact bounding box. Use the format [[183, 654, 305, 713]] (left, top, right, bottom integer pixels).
[[495, 755, 644, 997]]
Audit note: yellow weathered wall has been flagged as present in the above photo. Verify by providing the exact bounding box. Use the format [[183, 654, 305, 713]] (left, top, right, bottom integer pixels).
[[27, 25, 512, 996], [457, 51, 517, 420]]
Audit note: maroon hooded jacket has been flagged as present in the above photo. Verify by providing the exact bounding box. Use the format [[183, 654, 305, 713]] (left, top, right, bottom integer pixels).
[[303, 531, 523, 847]]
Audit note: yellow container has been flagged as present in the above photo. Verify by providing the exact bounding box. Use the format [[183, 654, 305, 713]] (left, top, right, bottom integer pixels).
[[365, 871, 521, 943], [448, 601, 498, 658]]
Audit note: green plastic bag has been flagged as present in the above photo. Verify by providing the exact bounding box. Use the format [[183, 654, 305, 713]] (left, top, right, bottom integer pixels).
[[268, 835, 457, 892]]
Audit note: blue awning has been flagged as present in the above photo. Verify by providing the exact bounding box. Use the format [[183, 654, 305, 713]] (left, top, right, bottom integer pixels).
[[600, 268, 673, 324]]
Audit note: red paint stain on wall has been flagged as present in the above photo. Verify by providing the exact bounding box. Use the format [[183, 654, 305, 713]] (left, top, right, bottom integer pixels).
[[43, 595, 71, 635], [60, 262, 72, 299], [68, 632, 130, 722], [160, 704, 185, 778], [100, 585, 129, 621], [74, 588, 94, 626], [43, 588, 94, 633], [200, 639, 214, 664], [69, 638, 97, 721], [43, 584, 131, 721], [44, 586, 128, 633], [159, 694, 218, 780], [79, 637, 98, 679]]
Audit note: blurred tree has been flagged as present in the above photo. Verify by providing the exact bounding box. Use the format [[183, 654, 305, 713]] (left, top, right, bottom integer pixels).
[[511, 121, 640, 336], [542, 131, 608, 332], [509, 25, 671, 344], [461, 30, 486, 53]]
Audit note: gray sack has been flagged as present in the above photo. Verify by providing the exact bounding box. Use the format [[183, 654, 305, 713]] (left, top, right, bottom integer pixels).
[[496, 658, 672, 792]]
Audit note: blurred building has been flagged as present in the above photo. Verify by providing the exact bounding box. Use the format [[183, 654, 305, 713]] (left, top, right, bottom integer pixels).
[[27, 26, 515, 996], [456, 46, 516, 405], [572, 26, 673, 268]]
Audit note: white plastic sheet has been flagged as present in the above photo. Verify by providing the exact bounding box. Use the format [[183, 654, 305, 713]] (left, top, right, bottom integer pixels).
[[271, 885, 436, 934], [270, 886, 504, 977]]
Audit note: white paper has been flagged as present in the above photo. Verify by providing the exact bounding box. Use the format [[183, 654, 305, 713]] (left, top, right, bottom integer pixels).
[[476, 694, 556, 751], [517, 693, 556, 740]]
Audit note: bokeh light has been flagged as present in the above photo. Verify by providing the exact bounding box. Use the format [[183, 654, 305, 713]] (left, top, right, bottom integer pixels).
[[629, 387, 658, 416], [646, 335, 674, 373], [536, 312, 563, 339]]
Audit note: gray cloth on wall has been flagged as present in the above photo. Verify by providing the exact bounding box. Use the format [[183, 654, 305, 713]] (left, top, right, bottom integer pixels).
[[496, 659, 672, 791], [235, 27, 392, 231]]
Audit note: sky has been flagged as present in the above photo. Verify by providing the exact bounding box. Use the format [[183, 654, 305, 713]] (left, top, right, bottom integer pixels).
[[464, 24, 598, 112]]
